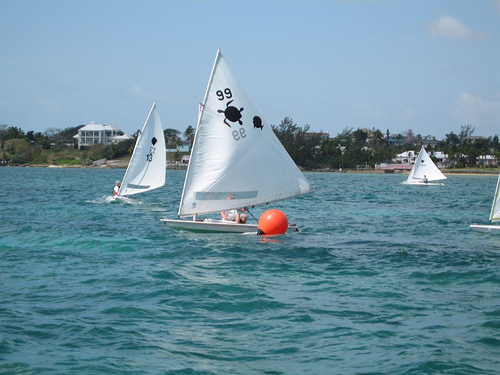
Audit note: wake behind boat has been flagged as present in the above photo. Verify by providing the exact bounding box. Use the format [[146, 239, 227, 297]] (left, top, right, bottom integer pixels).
[[161, 50, 312, 233], [403, 146, 447, 185], [470, 172, 500, 233], [113, 103, 166, 202]]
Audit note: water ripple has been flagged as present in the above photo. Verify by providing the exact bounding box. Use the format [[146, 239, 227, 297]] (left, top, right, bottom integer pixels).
[[1, 169, 499, 374]]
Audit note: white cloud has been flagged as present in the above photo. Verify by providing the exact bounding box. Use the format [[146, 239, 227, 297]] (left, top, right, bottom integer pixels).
[[428, 15, 490, 40], [126, 85, 153, 100], [452, 91, 500, 128]]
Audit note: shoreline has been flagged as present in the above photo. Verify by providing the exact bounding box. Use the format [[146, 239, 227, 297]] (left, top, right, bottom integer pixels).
[[311, 168, 499, 175], [3, 164, 498, 176]]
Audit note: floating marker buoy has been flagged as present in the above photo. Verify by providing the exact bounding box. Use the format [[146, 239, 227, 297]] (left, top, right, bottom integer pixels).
[[257, 209, 288, 235]]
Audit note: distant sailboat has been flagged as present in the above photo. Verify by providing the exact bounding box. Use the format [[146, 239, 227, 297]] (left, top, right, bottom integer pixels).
[[470, 173, 500, 233], [161, 50, 313, 232], [403, 146, 446, 185], [114, 103, 166, 201]]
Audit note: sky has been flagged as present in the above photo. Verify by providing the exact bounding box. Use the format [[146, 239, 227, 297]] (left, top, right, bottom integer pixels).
[[1, 0, 499, 140]]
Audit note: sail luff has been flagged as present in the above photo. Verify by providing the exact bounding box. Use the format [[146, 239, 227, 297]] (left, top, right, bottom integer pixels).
[[489, 173, 500, 222], [118, 106, 149, 196], [177, 51, 221, 217], [407, 150, 417, 181]]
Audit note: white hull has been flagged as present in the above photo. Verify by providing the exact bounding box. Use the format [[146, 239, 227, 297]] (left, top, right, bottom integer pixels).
[[470, 224, 500, 233], [403, 181, 444, 186], [160, 218, 298, 234]]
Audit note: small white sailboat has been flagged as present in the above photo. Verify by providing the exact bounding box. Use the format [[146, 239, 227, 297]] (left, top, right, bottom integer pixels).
[[470, 173, 500, 233], [403, 146, 447, 185], [161, 50, 313, 233], [113, 102, 166, 201]]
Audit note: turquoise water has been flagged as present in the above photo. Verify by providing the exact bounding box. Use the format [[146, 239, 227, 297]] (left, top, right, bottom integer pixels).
[[1, 167, 499, 374]]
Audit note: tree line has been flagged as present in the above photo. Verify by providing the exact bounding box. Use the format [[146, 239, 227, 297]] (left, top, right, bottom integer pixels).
[[271, 118, 500, 169], [0, 124, 195, 165], [1, 120, 499, 168]]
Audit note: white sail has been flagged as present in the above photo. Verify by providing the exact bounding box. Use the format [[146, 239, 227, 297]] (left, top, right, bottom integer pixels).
[[470, 172, 500, 232], [177, 49, 312, 217], [118, 103, 166, 196], [489, 173, 500, 222], [405, 146, 446, 184]]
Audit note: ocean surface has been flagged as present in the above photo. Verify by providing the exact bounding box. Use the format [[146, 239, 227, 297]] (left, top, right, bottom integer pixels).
[[1, 167, 499, 374]]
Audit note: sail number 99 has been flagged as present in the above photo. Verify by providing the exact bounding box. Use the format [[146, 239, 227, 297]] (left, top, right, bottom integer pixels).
[[216, 88, 232, 101], [217, 87, 244, 141], [233, 128, 246, 141]]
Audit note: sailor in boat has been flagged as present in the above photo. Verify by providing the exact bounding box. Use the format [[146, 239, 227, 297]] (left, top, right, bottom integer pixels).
[[423, 175, 428, 184], [220, 193, 247, 224], [113, 180, 120, 196]]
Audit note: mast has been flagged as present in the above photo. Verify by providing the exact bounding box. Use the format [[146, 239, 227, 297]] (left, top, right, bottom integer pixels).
[[177, 51, 221, 218]]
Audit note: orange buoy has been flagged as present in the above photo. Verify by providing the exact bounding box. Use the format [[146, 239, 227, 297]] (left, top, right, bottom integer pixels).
[[257, 209, 288, 235]]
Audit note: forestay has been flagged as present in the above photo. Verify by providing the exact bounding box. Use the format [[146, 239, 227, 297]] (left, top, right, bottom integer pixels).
[[118, 103, 166, 196], [177, 50, 312, 217]]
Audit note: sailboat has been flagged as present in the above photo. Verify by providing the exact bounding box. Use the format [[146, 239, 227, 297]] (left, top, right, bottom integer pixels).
[[113, 102, 166, 201], [403, 146, 447, 185], [470, 173, 500, 233], [161, 50, 313, 233]]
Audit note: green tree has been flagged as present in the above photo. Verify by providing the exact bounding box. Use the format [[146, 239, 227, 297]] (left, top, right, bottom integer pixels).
[[106, 138, 135, 159], [318, 138, 342, 167], [3, 138, 43, 164], [4, 138, 31, 154], [353, 128, 368, 146], [88, 144, 107, 160], [184, 125, 195, 149], [462, 137, 489, 167], [370, 128, 385, 150], [490, 135, 499, 151], [48, 126, 82, 144], [0, 126, 25, 146], [336, 127, 353, 145], [164, 128, 181, 143], [272, 117, 320, 168], [26, 131, 51, 149], [459, 124, 475, 142], [442, 131, 461, 163]]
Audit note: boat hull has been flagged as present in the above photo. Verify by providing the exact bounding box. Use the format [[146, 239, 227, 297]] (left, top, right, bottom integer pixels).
[[403, 181, 444, 186], [470, 224, 500, 233], [160, 218, 298, 234]]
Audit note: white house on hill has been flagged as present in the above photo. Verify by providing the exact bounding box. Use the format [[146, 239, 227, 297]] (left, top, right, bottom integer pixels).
[[393, 150, 417, 164], [73, 121, 133, 148]]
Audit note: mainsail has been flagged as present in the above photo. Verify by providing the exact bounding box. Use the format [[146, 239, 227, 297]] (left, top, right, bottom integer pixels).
[[118, 103, 166, 196], [406, 146, 446, 183], [177, 50, 312, 217], [489, 173, 500, 222]]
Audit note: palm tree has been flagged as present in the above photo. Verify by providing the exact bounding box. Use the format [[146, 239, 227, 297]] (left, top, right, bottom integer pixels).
[[184, 126, 195, 150]]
